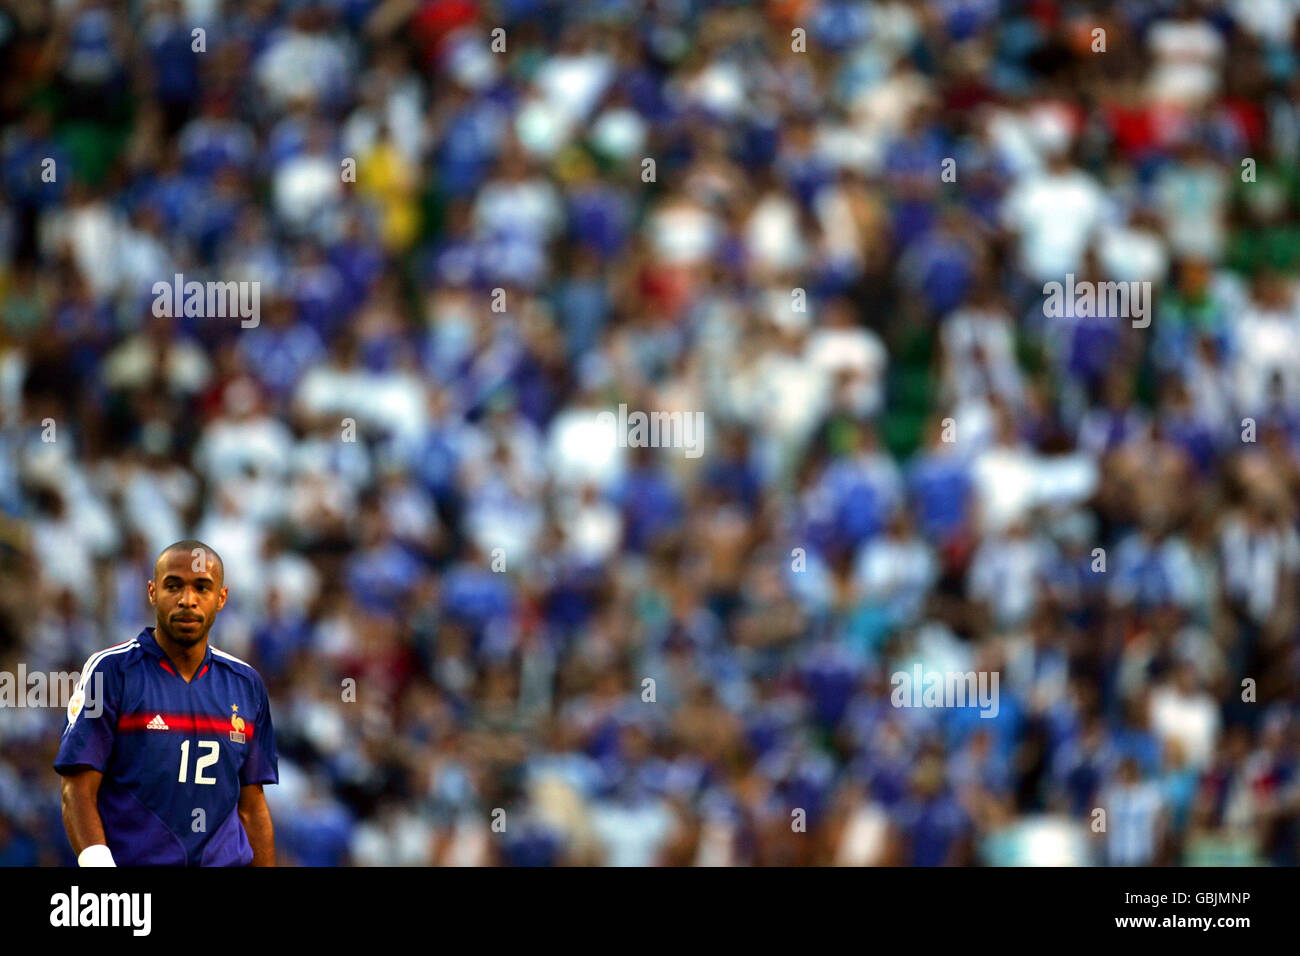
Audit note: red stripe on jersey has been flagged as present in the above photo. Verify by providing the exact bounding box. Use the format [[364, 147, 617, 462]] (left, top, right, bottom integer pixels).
[[117, 713, 255, 738]]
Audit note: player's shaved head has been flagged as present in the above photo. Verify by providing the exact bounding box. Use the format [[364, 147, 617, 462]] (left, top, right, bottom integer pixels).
[[155, 540, 224, 587]]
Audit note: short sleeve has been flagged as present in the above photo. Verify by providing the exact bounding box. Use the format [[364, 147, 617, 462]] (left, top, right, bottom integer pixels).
[[54, 652, 123, 775], [239, 677, 279, 786]]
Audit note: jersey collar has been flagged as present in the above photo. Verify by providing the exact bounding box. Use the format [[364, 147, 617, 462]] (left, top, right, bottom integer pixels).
[[137, 626, 214, 680]]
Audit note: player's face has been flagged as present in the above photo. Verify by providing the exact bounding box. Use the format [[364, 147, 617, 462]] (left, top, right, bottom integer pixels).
[[148, 551, 227, 646]]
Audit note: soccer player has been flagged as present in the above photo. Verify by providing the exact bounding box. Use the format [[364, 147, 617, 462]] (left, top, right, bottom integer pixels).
[[55, 540, 278, 866]]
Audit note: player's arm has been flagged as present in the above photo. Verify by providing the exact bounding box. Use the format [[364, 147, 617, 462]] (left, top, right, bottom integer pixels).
[[61, 767, 110, 860], [56, 652, 123, 867], [238, 783, 275, 866]]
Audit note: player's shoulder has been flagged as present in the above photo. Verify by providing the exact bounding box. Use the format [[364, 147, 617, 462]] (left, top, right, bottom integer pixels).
[[78, 637, 145, 678], [208, 644, 267, 686]]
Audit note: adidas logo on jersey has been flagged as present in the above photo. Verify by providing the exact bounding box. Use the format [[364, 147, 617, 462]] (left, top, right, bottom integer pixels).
[[146, 714, 169, 730]]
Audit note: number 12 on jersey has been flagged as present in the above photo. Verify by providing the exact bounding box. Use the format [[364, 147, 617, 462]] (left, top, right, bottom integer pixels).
[[178, 739, 220, 784]]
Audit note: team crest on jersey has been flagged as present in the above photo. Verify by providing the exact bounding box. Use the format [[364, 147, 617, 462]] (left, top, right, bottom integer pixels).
[[67, 688, 84, 721], [229, 704, 246, 744]]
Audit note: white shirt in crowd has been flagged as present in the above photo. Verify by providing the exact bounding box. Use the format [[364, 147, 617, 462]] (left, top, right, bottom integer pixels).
[[1219, 515, 1300, 622], [1101, 780, 1164, 865], [1150, 684, 1220, 770], [590, 798, 677, 867], [1147, 16, 1226, 106], [1001, 166, 1111, 282]]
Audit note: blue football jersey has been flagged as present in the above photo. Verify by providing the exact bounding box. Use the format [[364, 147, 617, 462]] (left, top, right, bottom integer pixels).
[[54, 627, 279, 866]]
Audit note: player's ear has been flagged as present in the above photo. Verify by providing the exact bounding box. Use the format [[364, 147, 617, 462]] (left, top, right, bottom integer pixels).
[[217, 586, 228, 610], [146, 580, 156, 606]]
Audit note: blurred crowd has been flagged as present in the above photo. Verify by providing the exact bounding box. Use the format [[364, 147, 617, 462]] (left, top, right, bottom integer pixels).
[[3, 0, 1300, 866]]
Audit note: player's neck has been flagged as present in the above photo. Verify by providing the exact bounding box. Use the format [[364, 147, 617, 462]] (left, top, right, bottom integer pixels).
[[154, 629, 208, 682]]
